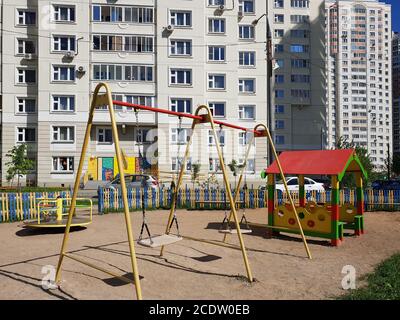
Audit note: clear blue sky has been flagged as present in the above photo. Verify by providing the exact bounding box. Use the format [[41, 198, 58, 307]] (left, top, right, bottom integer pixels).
[[383, 0, 400, 32]]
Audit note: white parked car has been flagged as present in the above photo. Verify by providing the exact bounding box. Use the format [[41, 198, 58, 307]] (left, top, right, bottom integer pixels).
[[275, 177, 325, 192]]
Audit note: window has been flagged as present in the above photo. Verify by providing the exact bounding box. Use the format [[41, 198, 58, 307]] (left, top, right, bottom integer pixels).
[[275, 135, 285, 145], [275, 120, 285, 129], [290, 30, 309, 38], [239, 25, 255, 39], [93, 35, 154, 53], [208, 130, 225, 146], [170, 11, 192, 27], [239, 79, 255, 93], [209, 18, 225, 33], [291, 89, 310, 98], [171, 128, 191, 144], [209, 46, 225, 61], [291, 0, 309, 8], [291, 59, 310, 68], [170, 69, 192, 85], [92, 5, 154, 24], [274, 0, 284, 8], [275, 75, 284, 83], [291, 74, 310, 83], [274, 14, 284, 23], [172, 157, 192, 171], [209, 158, 223, 172], [17, 128, 35, 142], [97, 128, 113, 143], [239, 158, 255, 173], [238, 105, 255, 120], [17, 39, 35, 55], [276, 59, 284, 68], [170, 39, 192, 56], [275, 105, 285, 114], [209, 102, 225, 117], [53, 36, 75, 52], [275, 44, 284, 53], [239, 51, 255, 66], [52, 66, 75, 82], [274, 29, 284, 38], [53, 5, 75, 22], [290, 15, 309, 23], [209, 0, 225, 6], [93, 64, 153, 82], [125, 95, 154, 107], [17, 68, 36, 84], [17, 10, 36, 25], [275, 90, 284, 98], [208, 74, 226, 90], [170, 98, 192, 113], [239, 132, 254, 146], [290, 44, 309, 53], [52, 126, 74, 142], [52, 157, 74, 172], [17, 98, 36, 113], [239, 0, 255, 14], [52, 96, 75, 112]]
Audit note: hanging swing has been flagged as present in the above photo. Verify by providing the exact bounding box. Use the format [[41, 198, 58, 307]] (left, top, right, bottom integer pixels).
[[137, 112, 182, 248], [219, 130, 253, 234]]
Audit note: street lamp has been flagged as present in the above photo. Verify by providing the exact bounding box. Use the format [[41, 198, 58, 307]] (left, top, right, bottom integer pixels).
[[252, 12, 274, 165]]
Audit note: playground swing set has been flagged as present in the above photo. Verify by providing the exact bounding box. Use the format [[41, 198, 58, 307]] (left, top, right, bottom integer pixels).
[[54, 83, 312, 300]]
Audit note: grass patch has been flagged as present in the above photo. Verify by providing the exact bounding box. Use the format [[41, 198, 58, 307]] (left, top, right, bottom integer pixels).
[[339, 253, 400, 300]]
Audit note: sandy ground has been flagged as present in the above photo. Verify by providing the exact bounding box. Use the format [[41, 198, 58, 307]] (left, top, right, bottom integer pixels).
[[0, 208, 399, 300]]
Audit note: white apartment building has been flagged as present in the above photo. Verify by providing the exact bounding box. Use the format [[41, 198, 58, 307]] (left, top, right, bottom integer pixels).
[[0, 0, 268, 187], [269, 0, 327, 151], [326, 0, 392, 170], [393, 32, 400, 155]]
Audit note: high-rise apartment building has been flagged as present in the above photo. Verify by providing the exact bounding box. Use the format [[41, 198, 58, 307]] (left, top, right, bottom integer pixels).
[[393, 32, 400, 155], [0, 0, 268, 187], [268, 0, 327, 151], [326, 0, 392, 170]]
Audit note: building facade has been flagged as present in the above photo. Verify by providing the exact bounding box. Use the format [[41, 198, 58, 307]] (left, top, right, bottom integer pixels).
[[0, 0, 268, 187], [393, 32, 400, 155], [268, 0, 327, 152], [326, 0, 392, 170]]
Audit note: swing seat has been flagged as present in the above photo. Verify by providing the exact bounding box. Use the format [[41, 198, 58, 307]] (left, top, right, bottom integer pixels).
[[219, 228, 252, 234], [138, 234, 183, 248]]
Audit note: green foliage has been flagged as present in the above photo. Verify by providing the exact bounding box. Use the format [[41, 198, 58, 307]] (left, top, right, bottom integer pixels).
[[191, 163, 201, 188], [228, 160, 245, 177], [336, 136, 373, 187], [338, 253, 400, 300], [5, 144, 35, 188]]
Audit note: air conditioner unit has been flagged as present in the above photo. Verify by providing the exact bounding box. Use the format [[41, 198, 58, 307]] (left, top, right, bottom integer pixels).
[[238, 11, 244, 19], [166, 25, 174, 32], [65, 51, 75, 58]]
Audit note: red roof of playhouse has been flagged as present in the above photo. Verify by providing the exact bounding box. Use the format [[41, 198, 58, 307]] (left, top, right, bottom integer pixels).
[[265, 149, 367, 179]]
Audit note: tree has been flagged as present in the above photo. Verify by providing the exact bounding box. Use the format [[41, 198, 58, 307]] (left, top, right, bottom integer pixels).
[[191, 163, 201, 189], [336, 136, 373, 187], [228, 159, 245, 190], [392, 154, 400, 177], [5, 144, 34, 189]]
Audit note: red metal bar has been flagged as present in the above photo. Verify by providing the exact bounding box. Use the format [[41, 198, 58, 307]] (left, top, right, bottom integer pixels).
[[111, 100, 264, 135]]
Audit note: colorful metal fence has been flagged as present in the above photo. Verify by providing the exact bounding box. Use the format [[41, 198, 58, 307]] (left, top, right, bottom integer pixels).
[[0, 191, 70, 223], [1, 189, 399, 223], [97, 187, 400, 214]]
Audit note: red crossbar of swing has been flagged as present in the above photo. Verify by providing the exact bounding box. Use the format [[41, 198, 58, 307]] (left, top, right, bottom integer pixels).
[[112, 100, 265, 136]]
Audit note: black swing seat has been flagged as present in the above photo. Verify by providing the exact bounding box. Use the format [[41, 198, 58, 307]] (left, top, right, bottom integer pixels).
[[138, 234, 183, 248]]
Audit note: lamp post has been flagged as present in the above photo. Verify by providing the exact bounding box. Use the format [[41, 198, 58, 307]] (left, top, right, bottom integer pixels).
[[252, 12, 274, 165]]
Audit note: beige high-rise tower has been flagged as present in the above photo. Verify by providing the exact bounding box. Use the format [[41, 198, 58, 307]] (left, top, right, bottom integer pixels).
[[326, 0, 392, 170]]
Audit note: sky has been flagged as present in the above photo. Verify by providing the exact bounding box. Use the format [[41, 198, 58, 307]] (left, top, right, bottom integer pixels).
[[383, 0, 400, 32]]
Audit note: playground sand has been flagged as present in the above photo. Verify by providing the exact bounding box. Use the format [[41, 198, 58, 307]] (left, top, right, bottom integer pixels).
[[0, 209, 399, 300]]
